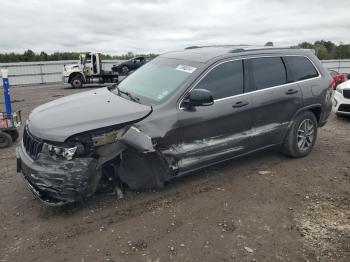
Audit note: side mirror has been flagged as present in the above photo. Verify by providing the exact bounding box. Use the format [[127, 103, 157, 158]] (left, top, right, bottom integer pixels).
[[182, 89, 214, 108]]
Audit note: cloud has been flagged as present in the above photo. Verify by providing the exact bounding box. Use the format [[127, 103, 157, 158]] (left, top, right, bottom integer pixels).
[[0, 0, 349, 54]]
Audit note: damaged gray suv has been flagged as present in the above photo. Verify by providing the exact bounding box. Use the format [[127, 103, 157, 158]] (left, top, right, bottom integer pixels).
[[16, 46, 333, 206]]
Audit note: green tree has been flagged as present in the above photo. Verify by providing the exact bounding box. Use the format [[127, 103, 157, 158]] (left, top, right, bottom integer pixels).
[[314, 44, 328, 60], [23, 49, 36, 62], [298, 42, 314, 49], [39, 51, 48, 61]]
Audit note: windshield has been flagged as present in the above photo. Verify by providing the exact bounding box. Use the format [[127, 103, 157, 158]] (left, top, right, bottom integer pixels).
[[116, 57, 201, 104]]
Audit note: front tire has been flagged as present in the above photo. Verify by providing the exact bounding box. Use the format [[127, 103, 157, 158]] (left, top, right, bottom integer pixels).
[[283, 111, 318, 158], [71, 75, 83, 88], [118, 149, 169, 190]]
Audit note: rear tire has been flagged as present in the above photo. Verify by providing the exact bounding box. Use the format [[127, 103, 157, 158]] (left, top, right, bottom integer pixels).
[[283, 111, 318, 158], [121, 66, 129, 75], [0, 132, 13, 148], [71, 75, 83, 88]]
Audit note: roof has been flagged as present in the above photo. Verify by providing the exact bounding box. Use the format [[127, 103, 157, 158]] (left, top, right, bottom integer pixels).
[[162, 45, 306, 63]]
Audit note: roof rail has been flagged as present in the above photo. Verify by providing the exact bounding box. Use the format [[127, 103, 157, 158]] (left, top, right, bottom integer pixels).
[[185, 44, 249, 50], [184, 45, 299, 53], [229, 46, 299, 53]]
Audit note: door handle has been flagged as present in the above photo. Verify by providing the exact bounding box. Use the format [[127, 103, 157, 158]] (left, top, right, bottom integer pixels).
[[285, 89, 298, 95], [232, 101, 249, 108]]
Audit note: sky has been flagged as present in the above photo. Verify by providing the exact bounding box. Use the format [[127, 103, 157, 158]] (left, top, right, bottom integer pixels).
[[0, 0, 349, 55]]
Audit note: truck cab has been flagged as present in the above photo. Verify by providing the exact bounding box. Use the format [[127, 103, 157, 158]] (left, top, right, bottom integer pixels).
[[63, 52, 118, 88]]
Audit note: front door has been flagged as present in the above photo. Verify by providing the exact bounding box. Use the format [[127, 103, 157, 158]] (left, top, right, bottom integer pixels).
[[171, 59, 255, 173]]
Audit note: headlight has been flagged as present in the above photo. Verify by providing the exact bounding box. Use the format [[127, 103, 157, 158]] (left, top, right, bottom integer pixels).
[[336, 86, 343, 94], [44, 143, 77, 160]]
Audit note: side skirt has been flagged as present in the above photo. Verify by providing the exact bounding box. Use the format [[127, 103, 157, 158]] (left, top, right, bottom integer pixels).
[[173, 144, 280, 179]]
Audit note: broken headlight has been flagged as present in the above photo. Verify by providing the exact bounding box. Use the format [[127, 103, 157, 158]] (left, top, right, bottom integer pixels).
[[43, 143, 84, 160]]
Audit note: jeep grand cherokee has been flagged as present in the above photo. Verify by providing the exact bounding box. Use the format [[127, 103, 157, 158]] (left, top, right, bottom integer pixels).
[[16, 46, 333, 205]]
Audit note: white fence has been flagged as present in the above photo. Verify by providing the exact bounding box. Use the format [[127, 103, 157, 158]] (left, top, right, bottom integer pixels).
[[0, 59, 350, 86], [321, 59, 350, 74], [0, 60, 122, 86]]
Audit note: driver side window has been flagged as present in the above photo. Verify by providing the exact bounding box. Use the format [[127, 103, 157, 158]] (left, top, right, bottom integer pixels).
[[195, 60, 244, 100]]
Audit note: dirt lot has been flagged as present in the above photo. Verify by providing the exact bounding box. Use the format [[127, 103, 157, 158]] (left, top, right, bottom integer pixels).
[[0, 84, 349, 262]]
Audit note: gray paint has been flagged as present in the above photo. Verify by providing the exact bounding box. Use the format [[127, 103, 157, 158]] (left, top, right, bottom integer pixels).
[[16, 46, 333, 205], [28, 87, 151, 142]]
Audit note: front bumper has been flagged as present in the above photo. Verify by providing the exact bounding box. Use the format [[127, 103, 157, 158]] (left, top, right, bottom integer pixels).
[[62, 76, 69, 84], [16, 141, 100, 206], [332, 91, 350, 115]]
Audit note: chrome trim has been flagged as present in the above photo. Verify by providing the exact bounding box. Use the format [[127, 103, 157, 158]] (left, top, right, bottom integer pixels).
[[178, 55, 321, 109], [337, 110, 350, 115]]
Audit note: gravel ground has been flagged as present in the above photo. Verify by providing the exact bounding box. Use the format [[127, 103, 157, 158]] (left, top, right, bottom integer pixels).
[[0, 84, 349, 262]]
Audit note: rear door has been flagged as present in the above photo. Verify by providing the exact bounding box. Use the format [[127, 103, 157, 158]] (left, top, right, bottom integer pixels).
[[247, 56, 303, 148], [283, 56, 321, 106], [173, 59, 255, 172]]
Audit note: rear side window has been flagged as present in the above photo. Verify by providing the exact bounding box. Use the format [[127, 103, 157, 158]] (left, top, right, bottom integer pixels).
[[284, 56, 319, 81], [195, 60, 243, 100], [250, 57, 287, 90]]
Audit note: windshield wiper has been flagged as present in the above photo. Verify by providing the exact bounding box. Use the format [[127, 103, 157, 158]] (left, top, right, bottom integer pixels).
[[113, 85, 140, 103]]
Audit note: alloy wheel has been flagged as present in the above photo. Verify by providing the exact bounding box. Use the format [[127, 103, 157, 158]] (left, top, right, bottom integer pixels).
[[297, 119, 315, 151]]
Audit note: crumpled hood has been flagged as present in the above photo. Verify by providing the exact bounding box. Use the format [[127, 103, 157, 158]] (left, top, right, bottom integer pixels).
[[28, 87, 152, 142]]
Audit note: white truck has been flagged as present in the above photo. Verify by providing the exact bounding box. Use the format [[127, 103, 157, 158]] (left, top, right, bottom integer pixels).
[[63, 52, 119, 88]]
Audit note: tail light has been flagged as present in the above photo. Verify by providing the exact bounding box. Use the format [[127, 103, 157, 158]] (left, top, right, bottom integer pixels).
[[329, 78, 336, 90]]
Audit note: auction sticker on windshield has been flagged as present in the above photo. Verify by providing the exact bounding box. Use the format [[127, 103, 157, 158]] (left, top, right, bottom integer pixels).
[[176, 65, 197, 73]]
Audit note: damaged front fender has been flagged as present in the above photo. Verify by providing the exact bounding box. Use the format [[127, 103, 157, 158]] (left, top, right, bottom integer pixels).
[[17, 123, 173, 205], [120, 126, 155, 153]]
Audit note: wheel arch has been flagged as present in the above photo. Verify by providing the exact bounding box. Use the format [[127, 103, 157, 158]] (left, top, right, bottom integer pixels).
[[68, 72, 86, 83], [290, 104, 322, 127], [283, 104, 322, 143]]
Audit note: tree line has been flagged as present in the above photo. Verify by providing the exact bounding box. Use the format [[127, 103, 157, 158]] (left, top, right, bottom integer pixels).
[[0, 40, 349, 63], [0, 50, 156, 63], [298, 40, 350, 60]]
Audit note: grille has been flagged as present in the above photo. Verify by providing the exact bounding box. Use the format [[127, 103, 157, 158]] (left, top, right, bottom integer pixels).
[[338, 104, 350, 112], [23, 127, 43, 159], [343, 90, 350, 99]]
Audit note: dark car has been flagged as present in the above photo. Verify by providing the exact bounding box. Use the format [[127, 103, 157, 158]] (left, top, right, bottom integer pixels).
[[17, 46, 333, 206], [112, 56, 149, 75]]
